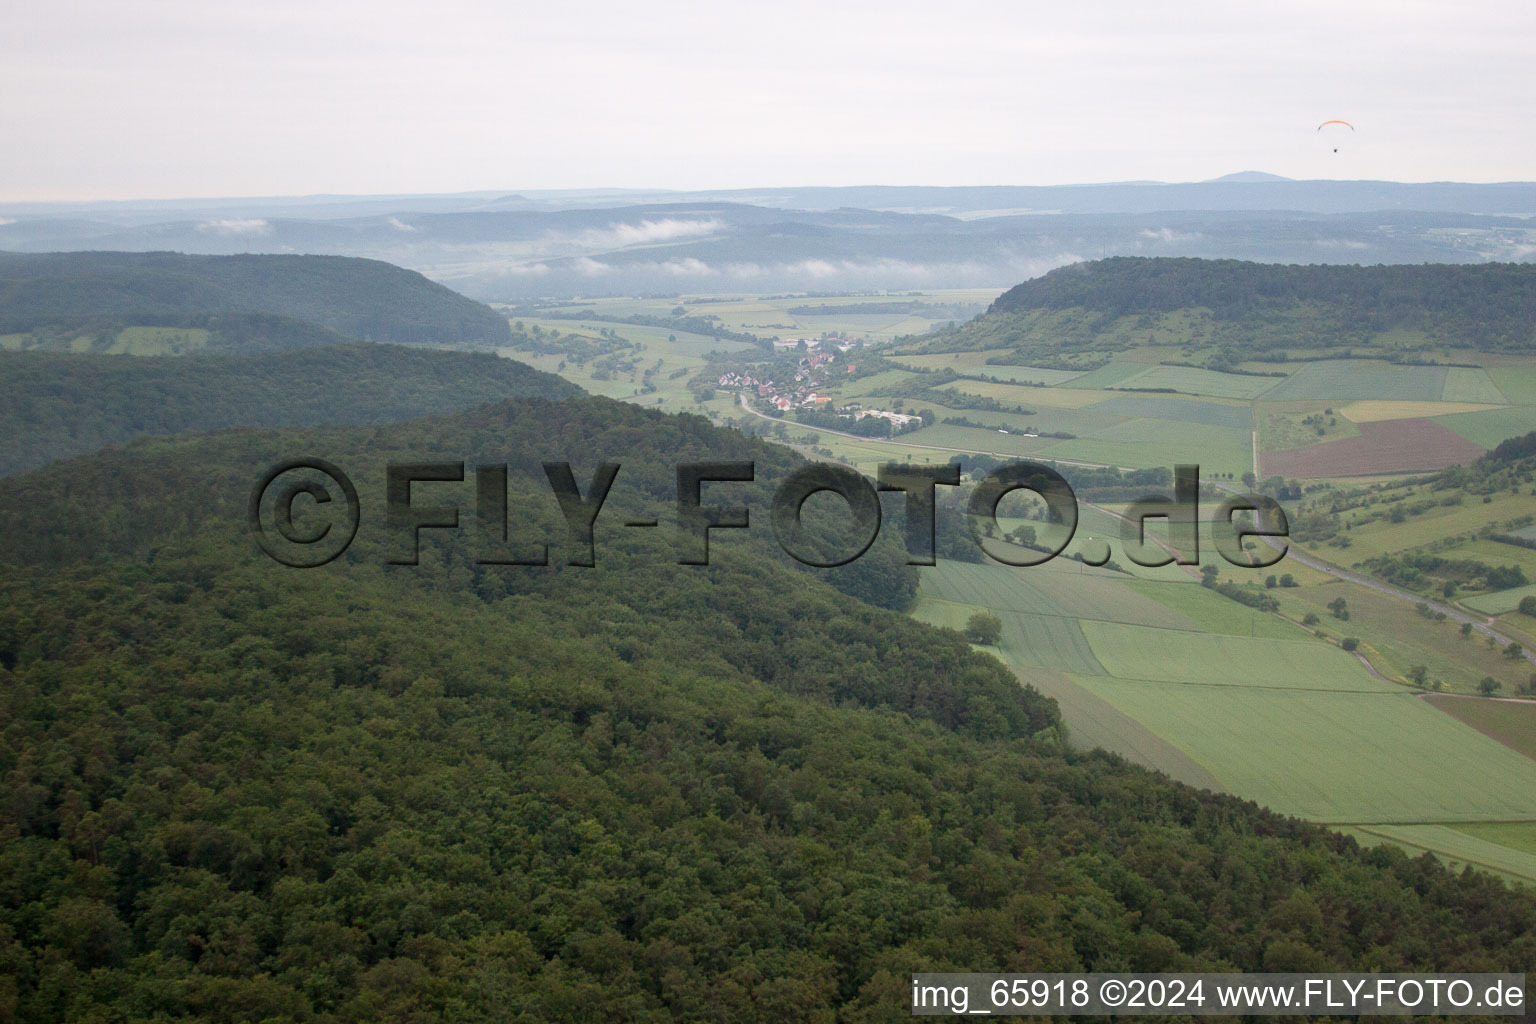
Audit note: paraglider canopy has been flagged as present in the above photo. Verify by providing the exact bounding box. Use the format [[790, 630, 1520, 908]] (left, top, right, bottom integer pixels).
[[1317, 119, 1354, 153]]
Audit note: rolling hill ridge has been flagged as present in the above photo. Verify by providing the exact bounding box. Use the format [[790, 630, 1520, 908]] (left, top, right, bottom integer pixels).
[[0, 251, 510, 348]]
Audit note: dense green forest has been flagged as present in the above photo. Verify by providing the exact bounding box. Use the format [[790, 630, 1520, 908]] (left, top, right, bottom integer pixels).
[[0, 252, 510, 346], [2, 396, 1534, 1021], [0, 345, 579, 477]]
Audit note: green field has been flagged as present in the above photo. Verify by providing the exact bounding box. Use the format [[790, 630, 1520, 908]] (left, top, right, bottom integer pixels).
[[1426, 695, 1536, 759], [1454, 821, 1536, 857], [1463, 583, 1536, 615], [1068, 679, 1536, 822], [1351, 825, 1536, 883], [1112, 364, 1283, 400], [911, 597, 1105, 676], [1088, 394, 1253, 429], [1436, 405, 1536, 448], [1489, 364, 1536, 404], [1127, 580, 1311, 639], [973, 364, 1092, 386], [1062, 361, 1155, 390], [1039, 434, 1250, 478], [1017, 670, 1229, 791], [1078, 416, 1250, 451], [1265, 360, 1449, 402], [918, 558, 1195, 627], [944, 378, 1115, 410], [1440, 367, 1509, 404], [1080, 620, 1400, 691], [888, 350, 1016, 372]]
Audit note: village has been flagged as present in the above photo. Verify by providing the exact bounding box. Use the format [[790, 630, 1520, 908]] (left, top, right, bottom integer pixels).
[[715, 335, 923, 428]]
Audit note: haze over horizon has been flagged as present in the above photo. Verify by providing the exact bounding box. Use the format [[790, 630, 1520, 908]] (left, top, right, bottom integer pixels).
[[10, 170, 1536, 212], [4, 0, 1532, 202]]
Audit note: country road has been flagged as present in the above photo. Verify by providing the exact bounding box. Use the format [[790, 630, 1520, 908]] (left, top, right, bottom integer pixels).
[[1209, 477, 1536, 669]]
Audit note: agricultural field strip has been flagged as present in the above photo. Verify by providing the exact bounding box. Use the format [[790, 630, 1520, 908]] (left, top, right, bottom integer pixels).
[[1454, 821, 1536, 857], [1080, 620, 1403, 692], [1435, 405, 1536, 449], [1264, 360, 1450, 402], [1442, 367, 1510, 405], [1065, 361, 1161, 390], [1423, 694, 1536, 760], [1345, 825, 1536, 883], [1072, 674, 1409, 696], [1088, 394, 1255, 430], [917, 559, 1197, 626], [916, 594, 1195, 634], [1111, 364, 1283, 400], [1012, 670, 1229, 792], [1340, 399, 1508, 423], [1067, 676, 1536, 823]]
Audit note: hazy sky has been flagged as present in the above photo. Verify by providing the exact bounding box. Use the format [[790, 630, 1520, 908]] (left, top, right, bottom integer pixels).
[[3, 0, 1532, 200]]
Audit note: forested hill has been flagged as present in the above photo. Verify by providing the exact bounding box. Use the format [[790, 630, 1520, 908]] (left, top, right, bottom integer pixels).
[[0, 251, 511, 346], [0, 344, 579, 476], [1, 397, 1534, 1019], [987, 257, 1536, 352]]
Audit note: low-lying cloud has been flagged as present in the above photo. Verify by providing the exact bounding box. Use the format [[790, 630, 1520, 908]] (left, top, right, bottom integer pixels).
[[197, 218, 271, 236], [562, 217, 724, 250], [470, 251, 1081, 299], [1139, 227, 1203, 243]]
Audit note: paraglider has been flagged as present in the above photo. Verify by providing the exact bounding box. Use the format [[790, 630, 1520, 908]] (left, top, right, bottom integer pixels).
[[1317, 119, 1354, 153]]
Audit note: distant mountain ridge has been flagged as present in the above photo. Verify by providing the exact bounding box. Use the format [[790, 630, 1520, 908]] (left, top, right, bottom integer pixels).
[[5, 181, 1536, 300]]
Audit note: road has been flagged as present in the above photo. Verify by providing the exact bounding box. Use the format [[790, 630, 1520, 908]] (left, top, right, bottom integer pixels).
[[1235, 440, 1535, 668]]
